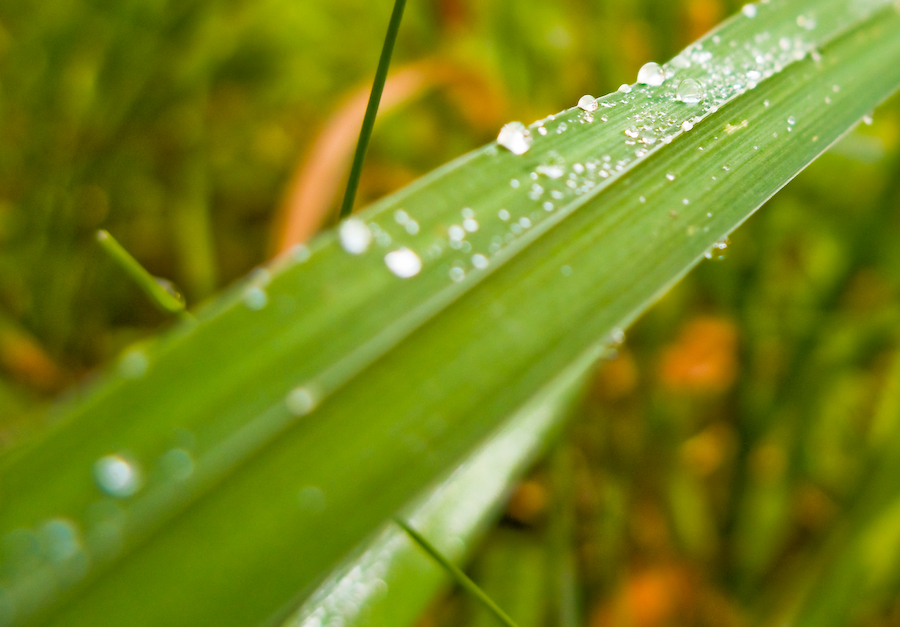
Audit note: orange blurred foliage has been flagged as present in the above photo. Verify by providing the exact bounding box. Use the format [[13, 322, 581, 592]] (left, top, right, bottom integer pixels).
[[659, 317, 739, 394]]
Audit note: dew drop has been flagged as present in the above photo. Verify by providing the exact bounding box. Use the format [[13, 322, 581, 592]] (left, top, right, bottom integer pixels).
[[497, 122, 532, 155], [462, 218, 479, 232], [158, 448, 195, 481], [536, 164, 565, 179], [39, 519, 82, 563], [449, 266, 465, 282], [637, 62, 666, 86], [339, 218, 372, 255], [797, 14, 816, 30], [498, 209, 510, 221], [618, 84, 632, 93], [692, 50, 713, 64], [676, 78, 704, 104], [242, 286, 268, 311], [291, 244, 310, 263], [666, 173, 676, 181], [577, 95, 599, 112], [286, 386, 317, 416], [471, 254, 489, 270], [384, 248, 422, 278], [742, 3, 757, 17], [746, 69, 762, 81], [681, 120, 694, 132], [787, 115, 796, 125], [671, 54, 691, 69], [94, 455, 141, 498], [118, 349, 148, 380], [510, 179, 520, 188], [863, 114, 874, 126]]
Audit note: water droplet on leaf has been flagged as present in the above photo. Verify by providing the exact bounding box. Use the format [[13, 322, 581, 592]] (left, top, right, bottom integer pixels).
[[497, 122, 532, 155], [384, 248, 422, 278], [637, 62, 666, 86], [676, 79, 704, 104]]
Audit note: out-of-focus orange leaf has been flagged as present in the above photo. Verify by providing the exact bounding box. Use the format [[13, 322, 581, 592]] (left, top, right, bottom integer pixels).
[[270, 59, 507, 254], [684, 0, 725, 42], [591, 562, 698, 627], [0, 323, 64, 393], [659, 316, 738, 394]]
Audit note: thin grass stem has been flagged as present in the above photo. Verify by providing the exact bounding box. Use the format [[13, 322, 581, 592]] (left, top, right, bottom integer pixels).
[[393, 517, 521, 627], [96, 230, 192, 321], [338, 0, 408, 219]]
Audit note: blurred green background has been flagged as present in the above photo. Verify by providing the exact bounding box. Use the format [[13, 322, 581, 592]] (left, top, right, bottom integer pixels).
[[2, 0, 900, 624]]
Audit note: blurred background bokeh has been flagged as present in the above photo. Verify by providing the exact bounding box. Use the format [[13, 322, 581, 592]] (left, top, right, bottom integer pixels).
[[2, 0, 900, 624]]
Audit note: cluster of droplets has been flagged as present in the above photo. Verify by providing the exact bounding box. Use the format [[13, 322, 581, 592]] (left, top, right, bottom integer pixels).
[[0, 427, 200, 626]]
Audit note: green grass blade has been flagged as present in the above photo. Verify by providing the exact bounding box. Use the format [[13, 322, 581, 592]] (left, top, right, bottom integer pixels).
[[393, 518, 521, 627], [339, 0, 408, 219], [2, 2, 900, 626], [283, 346, 599, 627], [95, 230, 190, 320]]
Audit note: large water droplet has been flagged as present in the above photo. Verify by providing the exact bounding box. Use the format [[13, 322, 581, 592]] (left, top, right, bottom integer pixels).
[[577, 95, 599, 112], [339, 218, 372, 255], [384, 248, 422, 278], [94, 455, 141, 498], [741, 3, 757, 17], [637, 62, 665, 86], [286, 386, 317, 416], [676, 79, 704, 104], [497, 122, 532, 155]]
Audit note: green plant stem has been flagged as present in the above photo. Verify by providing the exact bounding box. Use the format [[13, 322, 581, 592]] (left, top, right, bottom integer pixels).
[[96, 230, 192, 321], [393, 517, 522, 627], [338, 0, 408, 219]]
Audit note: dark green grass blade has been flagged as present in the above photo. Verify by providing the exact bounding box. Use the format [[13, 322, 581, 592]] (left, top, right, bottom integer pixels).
[[394, 518, 521, 627], [339, 0, 408, 219]]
